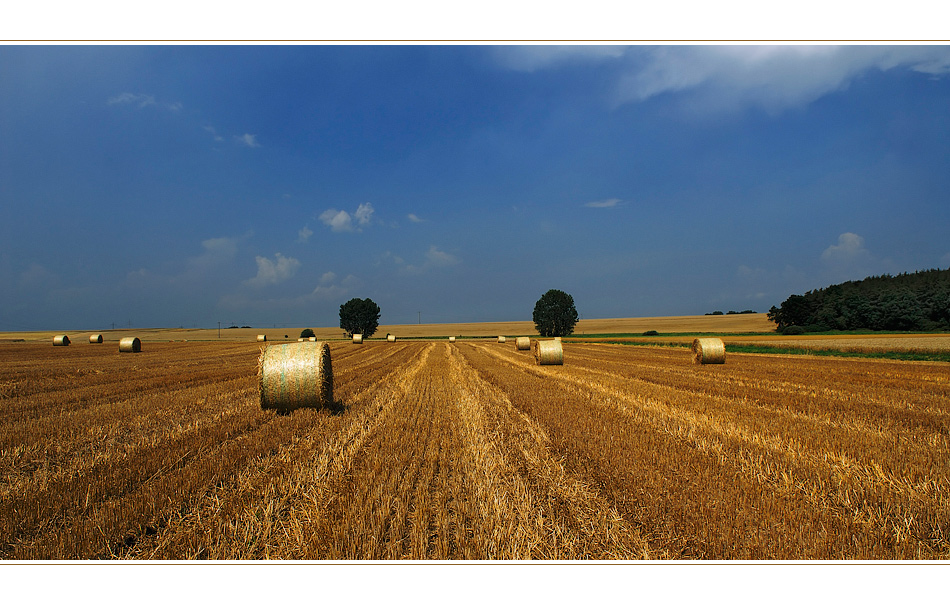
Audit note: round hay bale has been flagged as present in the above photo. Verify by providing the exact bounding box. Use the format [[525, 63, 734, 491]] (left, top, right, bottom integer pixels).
[[497, 336, 506, 343], [89, 334, 103, 344], [532, 339, 563, 365], [53, 335, 70, 346], [259, 341, 333, 412], [692, 338, 725, 364], [554, 336, 562, 342], [119, 337, 141, 353], [448, 336, 456, 343], [309, 336, 317, 342], [352, 334, 363, 344], [257, 334, 267, 342], [387, 334, 396, 342], [516, 336, 531, 351], [298, 338, 305, 342]]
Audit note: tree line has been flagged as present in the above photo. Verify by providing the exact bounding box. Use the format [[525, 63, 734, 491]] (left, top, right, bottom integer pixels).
[[767, 268, 950, 333]]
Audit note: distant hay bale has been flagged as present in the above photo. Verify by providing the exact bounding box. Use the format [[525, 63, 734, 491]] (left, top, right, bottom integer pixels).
[[259, 341, 333, 412], [53, 335, 70, 346], [298, 338, 305, 342], [119, 337, 141, 353], [257, 334, 267, 342], [352, 334, 363, 344], [497, 336, 506, 343], [516, 337, 531, 350], [554, 336, 562, 341], [387, 334, 396, 342], [692, 338, 725, 364], [89, 334, 103, 344], [532, 339, 563, 365], [309, 337, 317, 342], [448, 336, 456, 343]]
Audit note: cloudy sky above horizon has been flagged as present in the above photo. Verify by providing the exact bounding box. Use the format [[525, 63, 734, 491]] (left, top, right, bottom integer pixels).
[[2, 45, 950, 330]]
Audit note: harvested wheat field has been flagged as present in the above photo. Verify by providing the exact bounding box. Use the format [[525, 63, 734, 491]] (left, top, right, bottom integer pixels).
[[1, 339, 948, 560]]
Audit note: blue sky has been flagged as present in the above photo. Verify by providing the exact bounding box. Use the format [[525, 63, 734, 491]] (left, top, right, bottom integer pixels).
[[2, 45, 950, 330]]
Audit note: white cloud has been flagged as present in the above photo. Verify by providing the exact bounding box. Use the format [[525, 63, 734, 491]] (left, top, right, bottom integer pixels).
[[243, 253, 301, 288], [354, 202, 375, 226], [236, 133, 260, 148], [297, 225, 313, 243], [107, 92, 181, 111], [424, 245, 459, 267], [407, 213, 424, 223], [495, 45, 950, 115], [203, 125, 224, 142], [492, 46, 626, 72], [310, 273, 358, 300], [186, 237, 239, 274], [108, 92, 156, 107], [319, 203, 375, 232], [403, 245, 460, 274], [320, 208, 354, 232], [584, 198, 622, 208], [821, 232, 871, 266]]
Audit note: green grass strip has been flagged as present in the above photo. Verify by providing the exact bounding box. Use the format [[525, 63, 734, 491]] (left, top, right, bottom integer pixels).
[[587, 339, 950, 363]]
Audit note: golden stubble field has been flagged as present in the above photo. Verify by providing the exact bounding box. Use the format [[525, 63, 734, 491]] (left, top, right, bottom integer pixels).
[[1, 338, 948, 560]]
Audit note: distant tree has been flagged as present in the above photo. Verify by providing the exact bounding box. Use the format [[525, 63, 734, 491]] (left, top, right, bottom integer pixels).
[[340, 298, 381, 338], [300, 328, 315, 339], [532, 289, 579, 337]]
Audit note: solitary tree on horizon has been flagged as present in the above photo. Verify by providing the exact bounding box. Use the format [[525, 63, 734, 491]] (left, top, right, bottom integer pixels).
[[339, 297, 381, 338], [532, 289, 579, 337]]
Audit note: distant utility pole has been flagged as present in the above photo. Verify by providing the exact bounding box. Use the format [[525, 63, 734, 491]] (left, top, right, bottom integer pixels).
[[218, 321, 221, 339], [111, 322, 115, 330], [418, 311, 421, 324]]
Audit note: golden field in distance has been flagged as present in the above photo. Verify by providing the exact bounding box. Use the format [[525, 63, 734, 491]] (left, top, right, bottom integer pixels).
[[0, 313, 776, 343], [5, 313, 950, 352]]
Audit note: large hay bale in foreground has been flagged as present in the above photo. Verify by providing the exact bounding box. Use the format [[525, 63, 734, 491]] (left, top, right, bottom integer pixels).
[[352, 334, 363, 344], [448, 336, 456, 343], [259, 341, 333, 412], [257, 334, 267, 342], [89, 334, 103, 344], [119, 337, 141, 353], [387, 334, 396, 342], [516, 337, 530, 351], [692, 338, 725, 364], [532, 339, 563, 365], [53, 335, 70, 346], [497, 336, 506, 343]]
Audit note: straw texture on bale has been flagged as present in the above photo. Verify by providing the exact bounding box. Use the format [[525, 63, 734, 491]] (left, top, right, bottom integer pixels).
[[497, 336, 506, 343], [119, 337, 141, 353], [352, 334, 363, 344], [259, 341, 333, 412], [387, 334, 396, 342], [89, 334, 103, 344], [692, 338, 726, 364], [53, 335, 70, 346], [448, 336, 456, 343], [532, 339, 564, 365], [516, 336, 531, 351], [257, 334, 267, 342]]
